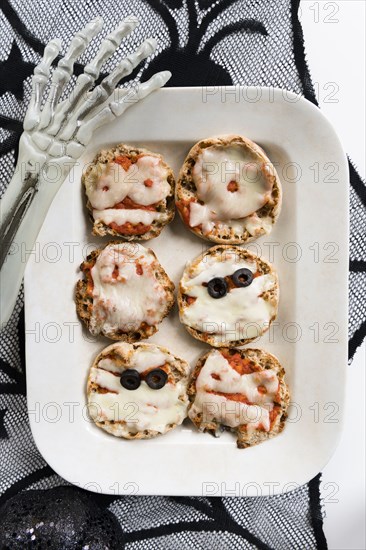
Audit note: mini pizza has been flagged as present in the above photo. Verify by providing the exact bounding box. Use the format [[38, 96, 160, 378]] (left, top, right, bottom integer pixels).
[[178, 245, 278, 347], [76, 242, 174, 341], [188, 348, 289, 448], [82, 144, 175, 240], [87, 342, 190, 439], [176, 134, 281, 243]]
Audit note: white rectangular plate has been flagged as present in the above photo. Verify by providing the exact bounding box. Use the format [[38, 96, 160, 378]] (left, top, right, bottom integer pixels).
[[25, 87, 349, 496]]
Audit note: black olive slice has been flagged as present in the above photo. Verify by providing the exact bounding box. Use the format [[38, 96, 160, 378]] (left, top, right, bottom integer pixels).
[[207, 277, 228, 299], [145, 369, 168, 390], [120, 369, 141, 390], [231, 268, 253, 287]]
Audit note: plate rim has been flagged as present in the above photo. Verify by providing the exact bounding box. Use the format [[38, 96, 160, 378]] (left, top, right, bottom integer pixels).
[[24, 85, 349, 496]]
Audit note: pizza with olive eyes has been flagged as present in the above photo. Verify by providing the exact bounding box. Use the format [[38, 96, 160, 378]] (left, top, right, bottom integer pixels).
[[175, 134, 282, 244], [87, 342, 190, 439], [75, 241, 174, 342], [178, 245, 279, 347], [82, 143, 175, 240], [188, 348, 290, 449]]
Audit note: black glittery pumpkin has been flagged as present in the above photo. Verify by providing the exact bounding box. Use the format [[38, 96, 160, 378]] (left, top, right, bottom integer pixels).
[[0, 487, 123, 549]]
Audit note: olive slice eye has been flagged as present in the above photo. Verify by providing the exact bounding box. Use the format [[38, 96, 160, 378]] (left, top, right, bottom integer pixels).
[[207, 277, 228, 299], [231, 268, 253, 287], [145, 369, 168, 390], [120, 369, 141, 390]]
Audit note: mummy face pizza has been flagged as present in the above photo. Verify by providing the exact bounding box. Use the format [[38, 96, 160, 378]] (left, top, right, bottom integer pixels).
[[178, 245, 279, 347], [87, 343, 190, 439], [83, 144, 175, 240], [76, 242, 174, 341], [176, 135, 281, 244], [188, 348, 289, 449]]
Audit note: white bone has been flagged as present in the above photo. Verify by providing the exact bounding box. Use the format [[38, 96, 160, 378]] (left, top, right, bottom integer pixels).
[[84, 15, 139, 78], [47, 141, 66, 157], [65, 141, 85, 159], [38, 17, 104, 130], [109, 71, 171, 116], [76, 71, 171, 145], [24, 39, 62, 131], [47, 16, 139, 137], [59, 37, 157, 142], [0, 16, 171, 326], [31, 132, 52, 151]]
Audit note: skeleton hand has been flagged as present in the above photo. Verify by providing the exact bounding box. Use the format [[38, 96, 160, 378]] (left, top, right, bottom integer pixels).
[[0, 16, 171, 326]]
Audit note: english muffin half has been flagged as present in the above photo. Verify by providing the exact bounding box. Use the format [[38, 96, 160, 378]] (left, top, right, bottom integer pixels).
[[178, 245, 279, 348], [87, 342, 190, 439], [188, 348, 289, 449], [176, 134, 281, 244], [83, 143, 175, 240], [76, 241, 174, 341]]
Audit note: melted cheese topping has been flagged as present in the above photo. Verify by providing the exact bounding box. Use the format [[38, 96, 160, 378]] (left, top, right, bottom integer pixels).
[[93, 208, 165, 227], [180, 251, 276, 341], [89, 243, 170, 336], [243, 213, 273, 237], [188, 350, 279, 431], [85, 155, 171, 224], [88, 344, 188, 435], [190, 145, 272, 234]]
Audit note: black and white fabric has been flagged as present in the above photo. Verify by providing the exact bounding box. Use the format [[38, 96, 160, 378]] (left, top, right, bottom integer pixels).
[[0, 0, 365, 548]]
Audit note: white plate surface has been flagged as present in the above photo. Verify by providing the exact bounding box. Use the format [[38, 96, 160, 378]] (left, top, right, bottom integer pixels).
[[25, 87, 349, 496]]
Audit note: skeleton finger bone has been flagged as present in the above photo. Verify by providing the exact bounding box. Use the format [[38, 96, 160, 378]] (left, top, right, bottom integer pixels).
[[47, 16, 139, 137], [59, 37, 157, 142], [76, 70, 171, 146], [0, 16, 171, 327], [23, 39, 62, 132], [38, 17, 104, 131]]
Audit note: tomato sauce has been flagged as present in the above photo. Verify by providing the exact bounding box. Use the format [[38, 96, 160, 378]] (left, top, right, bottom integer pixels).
[[206, 389, 253, 405], [176, 198, 196, 225], [221, 350, 258, 375], [135, 263, 143, 276], [113, 196, 157, 212], [81, 259, 95, 296], [109, 221, 152, 235], [114, 155, 132, 171]]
